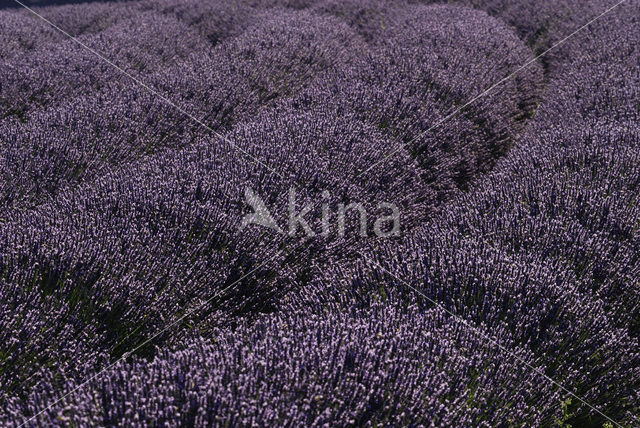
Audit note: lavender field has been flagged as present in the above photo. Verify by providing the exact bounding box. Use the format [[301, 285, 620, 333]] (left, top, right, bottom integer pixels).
[[0, 0, 639, 426]]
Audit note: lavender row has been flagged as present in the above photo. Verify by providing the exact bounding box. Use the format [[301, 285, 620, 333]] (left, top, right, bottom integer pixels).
[[0, 10, 211, 121], [280, 3, 542, 199], [0, 8, 365, 213], [0, 0, 260, 62], [0, 2, 139, 60], [0, 104, 429, 398], [137, 0, 261, 47], [2, 305, 559, 427], [301, 4, 640, 424]]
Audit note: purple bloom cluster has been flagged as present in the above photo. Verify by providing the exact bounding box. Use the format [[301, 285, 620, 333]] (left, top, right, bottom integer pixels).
[[1, 0, 639, 426]]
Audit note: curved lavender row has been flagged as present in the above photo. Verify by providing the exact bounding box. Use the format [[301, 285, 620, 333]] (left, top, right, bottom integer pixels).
[[0, 9, 67, 59], [0, 130, 288, 395], [149, 8, 366, 125], [283, 4, 542, 196], [415, 0, 624, 71], [2, 305, 559, 427], [381, 5, 542, 183], [0, 2, 138, 60], [311, 0, 410, 42], [532, 9, 640, 129], [295, 4, 640, 424], [137, 0, 261, 46], [0, 106, 428, 398], [0, 10, 211, 120], [0, 0, 265, 61], [0, 8, 365, 214], [402, 128, 640, 426]]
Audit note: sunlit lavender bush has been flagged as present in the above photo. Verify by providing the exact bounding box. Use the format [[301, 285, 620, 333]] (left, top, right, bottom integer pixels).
[[1, 0, 639, 426]]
